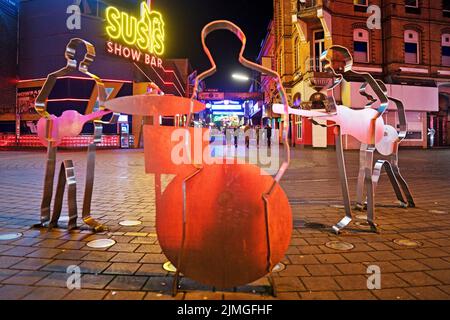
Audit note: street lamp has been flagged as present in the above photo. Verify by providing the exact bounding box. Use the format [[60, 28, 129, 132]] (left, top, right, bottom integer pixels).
[[231, 73, 251, 82]]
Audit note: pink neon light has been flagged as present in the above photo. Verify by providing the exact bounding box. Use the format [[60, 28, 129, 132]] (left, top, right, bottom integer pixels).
[[18, 76, 133, 84]]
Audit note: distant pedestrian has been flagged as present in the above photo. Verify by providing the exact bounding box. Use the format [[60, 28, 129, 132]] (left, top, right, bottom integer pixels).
[[266, 125, 272, 148]]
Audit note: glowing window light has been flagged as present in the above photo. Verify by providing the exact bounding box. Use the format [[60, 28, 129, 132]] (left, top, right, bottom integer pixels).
[[105, 1, 165, 56]]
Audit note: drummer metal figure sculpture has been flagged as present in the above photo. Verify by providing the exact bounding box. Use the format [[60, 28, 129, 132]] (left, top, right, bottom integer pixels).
[[34, 38, 118, 232]]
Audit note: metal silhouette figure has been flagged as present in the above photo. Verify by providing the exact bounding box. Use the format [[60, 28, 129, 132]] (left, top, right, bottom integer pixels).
[[34, 38, 118, 232], [274, 45, 414, 233]]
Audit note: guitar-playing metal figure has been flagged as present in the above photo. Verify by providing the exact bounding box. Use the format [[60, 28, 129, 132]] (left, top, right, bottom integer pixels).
[[34, 38, 118, 232]]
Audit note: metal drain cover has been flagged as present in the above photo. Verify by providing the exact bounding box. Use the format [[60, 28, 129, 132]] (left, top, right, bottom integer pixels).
[[119, 220, 142, 227], [394, 239, 422, 248], [0, 233, 23, 241], [163, 261, 177, 273], [325, 241, 354, 251], [87, 239, 116, 249], [271, 263, 286, 273]]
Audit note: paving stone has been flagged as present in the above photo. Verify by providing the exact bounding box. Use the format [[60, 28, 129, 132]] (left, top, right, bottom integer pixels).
[[334, 275, 370, 290], [80, 274, 114, 289], [110, 253, 144, 263], [41, 260, 80, 272], [406, 286, 450, 300], [144, 292, 185, 300], [104, 290, 146, 300], [279, 265, 309, 277], [272, 276, 305, 292], [0, 256, 25, 268], [64, 289, 108, 300], [336, 290, 377, 300], [298, 291, 339, 300], [305, 264, 341, 276], [0, 285, 35, 299], [54, 249, 89, 260], [2, 246, 38, 257], [301, 277, 341, 291], [135, 263, 166, 276], [1, 270, 50, 285], [108, 243, 140, 253], [10, 258, 52, 271], [391, 260, 431, 272], [372, 288, 415, 300], [426, 270, 450, 284], [140, 254, 167, 264], [0, 268, 20, 282], [27, 248, 62, 259], [315, 253, 348, 264], [106, 275, 148, 291], [419, 258, 450, 270], [79, 261, 111, 274], [81, 251, 117, 262], [103, 263, 141, 275], [23, 287, 70, 300]]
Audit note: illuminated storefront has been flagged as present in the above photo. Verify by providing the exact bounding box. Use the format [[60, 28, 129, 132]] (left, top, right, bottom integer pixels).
[[0, 0, 191, 148]]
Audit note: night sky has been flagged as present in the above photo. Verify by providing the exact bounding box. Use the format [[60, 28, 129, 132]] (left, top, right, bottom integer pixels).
[[151, 0, 273, 91]]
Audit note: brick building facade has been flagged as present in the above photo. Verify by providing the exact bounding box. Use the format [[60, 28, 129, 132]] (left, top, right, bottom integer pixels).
[[265, 0, 450, 149]]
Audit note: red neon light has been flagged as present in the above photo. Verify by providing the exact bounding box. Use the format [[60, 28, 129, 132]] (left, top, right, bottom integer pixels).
[[46, 98, 90, 102]]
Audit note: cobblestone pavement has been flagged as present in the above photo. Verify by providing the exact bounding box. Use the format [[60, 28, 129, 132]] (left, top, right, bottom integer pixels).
[[0, 147, 449, 300]]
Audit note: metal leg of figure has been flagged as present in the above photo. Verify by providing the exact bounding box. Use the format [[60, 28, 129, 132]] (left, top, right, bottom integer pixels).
[[364, 148, 378, 233], [172, 271, 181, 297], [82, 143, 108, 232], [332, 128, 353, 234], [390, 153, 415, 208], [373, 160, 407, 208], [268, 274, 278, 298], [48, 160, 78, 231], [355, 144, 368, 211], [38, 146, 57, 227]]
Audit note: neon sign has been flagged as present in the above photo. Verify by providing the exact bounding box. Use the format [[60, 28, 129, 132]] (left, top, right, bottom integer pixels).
[[105, 1, 165, 56]]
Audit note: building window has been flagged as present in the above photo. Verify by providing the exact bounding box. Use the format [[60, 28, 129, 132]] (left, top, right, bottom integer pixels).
[[313, 30, 325, 72], [404, 30, 420, 64], [354, 0, 368, 12], [353, 29, 369, 63], [296, 116, 302, 140], [442, 34, 450, 66], [444, 1, 450, 18], [405, 0, 421, 14]]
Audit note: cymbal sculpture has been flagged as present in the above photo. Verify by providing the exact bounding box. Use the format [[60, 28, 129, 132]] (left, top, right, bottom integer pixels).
[[274, 45, 414, 233], [34, 38, 118, 232], [105, 20, 293, 295]]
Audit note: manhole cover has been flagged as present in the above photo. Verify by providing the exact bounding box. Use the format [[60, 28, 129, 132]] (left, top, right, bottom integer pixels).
[[271, 263, 286, 273], [325, 241, 354, 251], [394, 239, 422, 248], [0, 233, 23, 241], [87, 239, 116, 249], [355, 214, 368, 220], [163, 261, 177, 273], [119, 220, 142, 227]]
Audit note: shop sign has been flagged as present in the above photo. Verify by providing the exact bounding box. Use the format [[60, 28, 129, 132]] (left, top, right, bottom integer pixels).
[[105, 1, 165, 69]]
